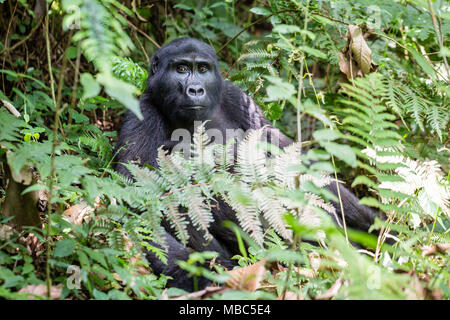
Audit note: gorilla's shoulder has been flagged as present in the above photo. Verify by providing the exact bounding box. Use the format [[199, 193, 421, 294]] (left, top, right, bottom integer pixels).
[[221, 80, 271, 130]]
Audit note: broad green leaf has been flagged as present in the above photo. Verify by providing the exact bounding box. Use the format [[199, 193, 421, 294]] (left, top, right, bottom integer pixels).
[[263, 76, 296, 101], [250, 7, 271, 16], [273, 24, 301, 34], [321, 141, 357, 167], [408, 45, 437, 79], [97, 72, 143, 120], [313, 129, 342, 142], [54, 239, 76, 258], [80, 73, 101, 100], [299, 46, 327, 59]]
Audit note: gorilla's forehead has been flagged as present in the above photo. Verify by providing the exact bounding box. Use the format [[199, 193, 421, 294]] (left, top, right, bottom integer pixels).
[[157, 38, 218, 63]]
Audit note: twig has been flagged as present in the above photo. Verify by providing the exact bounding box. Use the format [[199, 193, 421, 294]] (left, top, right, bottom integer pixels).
[[218, 9, 292, 53], [427, 0, 449, 78], [124, 16, 160, 49], [66, 41, 81, 136], [44, 9, 60, 299], [2, 1, 18, 92], [0, 14, 45, 56], [1, 99, 20, 117]]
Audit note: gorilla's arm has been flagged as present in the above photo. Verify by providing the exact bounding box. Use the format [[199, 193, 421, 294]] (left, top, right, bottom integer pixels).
[[221, 81, 380, 234], [221, 81, 292, 148]]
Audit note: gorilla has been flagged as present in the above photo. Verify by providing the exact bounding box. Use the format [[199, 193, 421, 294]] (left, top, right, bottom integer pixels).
[[115, 38, 380, 291]]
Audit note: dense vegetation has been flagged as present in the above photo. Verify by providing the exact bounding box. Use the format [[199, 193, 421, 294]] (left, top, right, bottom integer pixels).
[[0, 0, 448, 300]]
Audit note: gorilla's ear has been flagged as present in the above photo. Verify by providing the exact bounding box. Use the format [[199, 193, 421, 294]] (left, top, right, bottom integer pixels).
[[150, 56, 159, 75]]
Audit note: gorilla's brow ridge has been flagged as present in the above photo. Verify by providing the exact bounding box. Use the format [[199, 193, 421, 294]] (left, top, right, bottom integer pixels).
[[170, 57, 213, 66]]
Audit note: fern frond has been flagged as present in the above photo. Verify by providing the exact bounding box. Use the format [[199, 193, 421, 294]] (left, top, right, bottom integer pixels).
[[157, 149, 192, 187], [426, 104, 448, 141], [223, 183, 264, 245], [363, 147, 449, 217], [272, 142, 302, 189], [162, 194, 189, 246], [237, 49, 278, 62], [183, 188, 214, 241], [125, 163, 167, 196], [253, 187, 292, 240], [236, 128, 269, 184]]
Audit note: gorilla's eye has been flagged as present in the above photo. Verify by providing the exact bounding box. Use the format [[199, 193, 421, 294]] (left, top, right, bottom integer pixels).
[[176, 64, 189, 73], [198, 64, 208, 73]]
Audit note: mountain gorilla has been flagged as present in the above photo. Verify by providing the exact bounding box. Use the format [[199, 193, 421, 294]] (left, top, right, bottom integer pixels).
[[115, 38, 380, 291]]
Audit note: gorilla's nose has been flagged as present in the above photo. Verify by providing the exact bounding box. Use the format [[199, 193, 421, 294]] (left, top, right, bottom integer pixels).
[[186, 84, 205, 97]]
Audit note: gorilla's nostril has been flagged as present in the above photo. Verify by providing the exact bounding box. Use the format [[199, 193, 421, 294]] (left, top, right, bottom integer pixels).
[[187, 85, 205, 97]]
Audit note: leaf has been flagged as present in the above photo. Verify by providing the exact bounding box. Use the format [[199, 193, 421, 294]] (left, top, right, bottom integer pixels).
[[321, 141, 357, 167], [348, 25, 373, 75], [299, 46, 327, 59], [173, 4, 193, 10], [273, 24, 301, 34], [226, 260, 267, 292], [263, 76, 296, 101], [54, 239, 75, 258], [339, 52, 362, 79], [249, 7, 271, 16], [18, 284, 62, 300], [80, 73, 101, 100], [97, 72, 143, 120], [407, 46, 437, 80], [313, 129, 342, 142]]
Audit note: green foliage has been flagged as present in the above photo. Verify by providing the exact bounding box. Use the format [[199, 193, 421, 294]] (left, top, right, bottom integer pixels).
[[0, 0, 448, 301], [63, 0, 142, 119]]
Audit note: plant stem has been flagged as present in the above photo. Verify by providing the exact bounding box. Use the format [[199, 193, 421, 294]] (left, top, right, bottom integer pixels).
[[44, 8, 60, 299], [427, 0, 449, 79], [427, 208, 441, 246]]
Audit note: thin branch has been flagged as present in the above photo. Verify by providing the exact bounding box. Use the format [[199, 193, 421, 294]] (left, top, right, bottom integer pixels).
[[44, 9, 60, 298], [0, 15, 45, 56], [124, 16, 160, 49], [218, 9, 292, 53], [65, 41, 81, 136], [427, 0, 449, 78]]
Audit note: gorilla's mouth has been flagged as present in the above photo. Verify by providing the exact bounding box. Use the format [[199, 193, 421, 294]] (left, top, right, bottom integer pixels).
[[183, 105, 206, 110]]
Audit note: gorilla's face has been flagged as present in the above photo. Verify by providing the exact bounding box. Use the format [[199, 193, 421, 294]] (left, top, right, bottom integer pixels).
[[147, 38, 223, 128]]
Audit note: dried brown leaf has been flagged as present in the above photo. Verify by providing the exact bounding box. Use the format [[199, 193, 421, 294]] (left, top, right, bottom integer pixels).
[[19, 284, 62, 300], [314, 278, 343, 300], [338, 52, 362, 80], [170, 286, 226, 300], [420, 244, 450, 256], [226, 259, 266, 292], [63, 203, 94, 225], [348, 25, 373, 75]]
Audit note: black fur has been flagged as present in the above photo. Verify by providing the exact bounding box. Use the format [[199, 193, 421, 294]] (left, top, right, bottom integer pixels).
[[115, 38, 380, 291]]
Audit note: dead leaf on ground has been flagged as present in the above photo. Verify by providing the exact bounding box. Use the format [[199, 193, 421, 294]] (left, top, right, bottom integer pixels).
[[404, 271, 426, 300], [63, 203, 93, 225], [0, 224, 14, 241], [169, 286, 226, 300], [275, 263, 316, 278], [420, 244, 450, 257], [226, 259, 267, 292], [18, 284, 62, 300], [22, 233, 44, 257], [314, 278, 343, 300]]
